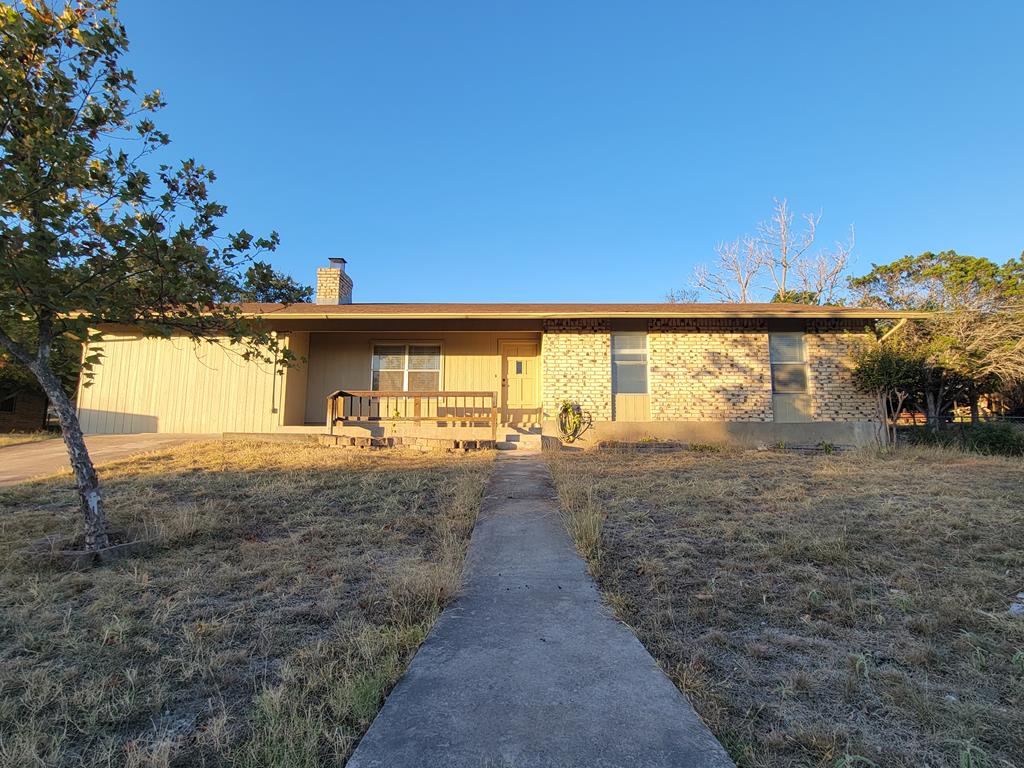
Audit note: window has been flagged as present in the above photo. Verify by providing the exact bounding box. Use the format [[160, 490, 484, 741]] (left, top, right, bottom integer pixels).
[[769, 333, 808, 393], [0, 395, 14, 414], [612, 332, 648, 394], [371, 344, 441, 391], [769, 332, 810, 422]]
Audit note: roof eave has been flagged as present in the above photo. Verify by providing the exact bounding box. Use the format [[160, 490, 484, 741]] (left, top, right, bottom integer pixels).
[[243, 309, 925, 321]]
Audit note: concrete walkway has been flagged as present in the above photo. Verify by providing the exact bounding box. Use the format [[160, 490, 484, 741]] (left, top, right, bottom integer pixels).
[[347, 452, 734, 768], [0, 433, 200, 486]]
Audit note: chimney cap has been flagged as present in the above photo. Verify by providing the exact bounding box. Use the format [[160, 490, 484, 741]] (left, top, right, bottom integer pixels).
[[328, 257, 347, 268]]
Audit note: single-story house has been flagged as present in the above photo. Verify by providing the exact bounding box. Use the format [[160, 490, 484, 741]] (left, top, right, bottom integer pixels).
[[75, 259, 916, 447]]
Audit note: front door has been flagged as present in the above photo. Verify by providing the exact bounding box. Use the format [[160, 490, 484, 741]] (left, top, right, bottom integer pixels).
[[500, 341, 540, 426]]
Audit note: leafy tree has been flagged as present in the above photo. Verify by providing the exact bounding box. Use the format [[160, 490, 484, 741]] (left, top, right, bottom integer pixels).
[[234, 261, 311, 304], [849, 251, 1024, 427], [1, 331, 77, 398], [852, 341, 925, 447], [0, 1, 305, 550], [849, 250, 1024, 311], [770, 289, 822, 305]]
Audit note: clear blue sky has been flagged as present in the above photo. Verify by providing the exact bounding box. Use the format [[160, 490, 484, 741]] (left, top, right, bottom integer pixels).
[[120, 2, 1024, 302]]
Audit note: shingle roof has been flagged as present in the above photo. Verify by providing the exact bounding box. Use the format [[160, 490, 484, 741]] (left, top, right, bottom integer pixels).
[[237, 302, 921, 320]]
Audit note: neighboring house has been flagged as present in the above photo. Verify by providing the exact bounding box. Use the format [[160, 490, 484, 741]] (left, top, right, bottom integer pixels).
[[75, 259, 917, 446], [0, 388, 48, 433]]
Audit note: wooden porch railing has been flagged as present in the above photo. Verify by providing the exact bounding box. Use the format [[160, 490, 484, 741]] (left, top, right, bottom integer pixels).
[[326, 390, 498, 443]]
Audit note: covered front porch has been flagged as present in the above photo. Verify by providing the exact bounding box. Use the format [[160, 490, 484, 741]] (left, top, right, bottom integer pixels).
[[272, 326, 543, 445]]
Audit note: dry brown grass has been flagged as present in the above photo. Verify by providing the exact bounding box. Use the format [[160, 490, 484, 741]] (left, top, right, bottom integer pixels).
[[0, 431, 57, 448], [0, 440, 491, 767], [548, 445, 1024, 768]]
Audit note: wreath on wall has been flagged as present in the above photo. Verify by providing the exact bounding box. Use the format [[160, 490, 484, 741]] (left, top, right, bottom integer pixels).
[[557, 400, 593, 443]]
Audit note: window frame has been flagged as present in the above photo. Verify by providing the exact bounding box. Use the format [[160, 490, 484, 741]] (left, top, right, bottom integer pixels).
[[769, 332, 809, 394], [769, 331, 811, 423], [0, 394, 15, 414], [611, 331, 649, 396], [369, 342, 444, 392]]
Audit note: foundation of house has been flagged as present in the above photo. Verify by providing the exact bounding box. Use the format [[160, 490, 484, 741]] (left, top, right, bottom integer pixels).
[[542, 420, 878, 448]]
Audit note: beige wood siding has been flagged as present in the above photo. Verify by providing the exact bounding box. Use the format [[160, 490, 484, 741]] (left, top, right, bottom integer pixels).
[[280, 332, 309, 426], [613, 393, 650, 421], [304, 331, 538, 424], [77, 333, 282, 434]]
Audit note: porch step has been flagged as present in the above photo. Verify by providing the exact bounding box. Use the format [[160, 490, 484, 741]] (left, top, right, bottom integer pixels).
[[496, 433, 543, 451]]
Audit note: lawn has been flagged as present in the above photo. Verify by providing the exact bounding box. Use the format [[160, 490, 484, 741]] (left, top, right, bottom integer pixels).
[[0, 440, 491, 767], [548, 445, 1024, 768], [0, 430, 58, 448]]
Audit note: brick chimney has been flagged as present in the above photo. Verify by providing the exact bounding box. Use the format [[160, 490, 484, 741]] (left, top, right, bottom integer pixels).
[[316, 258, 353, 304]]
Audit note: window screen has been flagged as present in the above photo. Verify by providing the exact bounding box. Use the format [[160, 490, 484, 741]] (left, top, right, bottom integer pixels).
[[0, 395, 14, 414], [769, 332, 811, 423], [371, 345, 440, 391], [769, 333, 808, 394], [612, 332, 648, 395]]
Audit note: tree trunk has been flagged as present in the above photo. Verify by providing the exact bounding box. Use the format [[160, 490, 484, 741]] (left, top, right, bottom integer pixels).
[[874, 391, 888, 448], [925, 390, 941, 433], [30, 360, 110, 550], [889, 392, 908, 448], [969, 393, 980, 426]]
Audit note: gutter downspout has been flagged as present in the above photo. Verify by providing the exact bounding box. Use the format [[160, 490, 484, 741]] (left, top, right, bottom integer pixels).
[[879, 317, 909, 344]]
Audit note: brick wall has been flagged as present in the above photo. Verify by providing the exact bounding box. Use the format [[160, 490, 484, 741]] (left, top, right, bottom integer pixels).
[[540, 317, 875, 425], [806, 320, 876, 421], [541, 319, 612, 421], [648, 319, 774, 421], [315, 267, 353, 304], [0, 391, 47, 432]]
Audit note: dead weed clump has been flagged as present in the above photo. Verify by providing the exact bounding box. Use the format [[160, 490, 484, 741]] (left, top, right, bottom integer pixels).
[[0, 440, 490, 767], [554, 471, 605, 569], [547, 445, 1024, 768]]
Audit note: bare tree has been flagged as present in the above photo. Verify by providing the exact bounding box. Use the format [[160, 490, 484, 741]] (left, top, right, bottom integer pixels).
[[665, 287, 700, 303], [796, 225, 856, 305], [677, 197, 855, 304], [937, 304, 1024, 422], [691, 237, 764, 302], [757, 198, 819, 301]]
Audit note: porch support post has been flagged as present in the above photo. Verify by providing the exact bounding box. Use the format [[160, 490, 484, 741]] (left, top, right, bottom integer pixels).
[[491, 392, 498, 444]]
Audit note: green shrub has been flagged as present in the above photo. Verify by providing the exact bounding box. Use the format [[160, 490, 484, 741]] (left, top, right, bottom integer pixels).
[[902, 426, 956, 448], [962, 422, 1024, 456], [902, 422, 1024, 457]]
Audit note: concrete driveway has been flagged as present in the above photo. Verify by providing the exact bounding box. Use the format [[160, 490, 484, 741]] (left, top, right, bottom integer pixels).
[[0, 434, 205, 486]]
